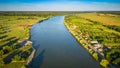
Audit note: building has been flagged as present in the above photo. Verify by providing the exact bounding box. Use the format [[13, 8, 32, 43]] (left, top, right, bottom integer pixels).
[[90, 41, 103, 53], [90, 41, 102, 48], [25, 40, 32, 46], [79, 33, 89, 39]]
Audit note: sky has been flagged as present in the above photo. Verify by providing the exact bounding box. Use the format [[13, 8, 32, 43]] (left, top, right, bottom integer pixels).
[[0, 0, 120, 11]]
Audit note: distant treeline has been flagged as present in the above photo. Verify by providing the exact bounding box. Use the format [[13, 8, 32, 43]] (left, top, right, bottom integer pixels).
[[1, 11, 120, 16], [98, 11, 120, 15], [0, 11, 81, 16]]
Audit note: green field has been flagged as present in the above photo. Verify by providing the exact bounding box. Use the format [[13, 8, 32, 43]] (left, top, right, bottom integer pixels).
[[78, 13, 120, 26]]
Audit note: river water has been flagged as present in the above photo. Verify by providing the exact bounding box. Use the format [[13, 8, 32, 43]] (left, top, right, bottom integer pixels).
[[30, 16, 100, 68]]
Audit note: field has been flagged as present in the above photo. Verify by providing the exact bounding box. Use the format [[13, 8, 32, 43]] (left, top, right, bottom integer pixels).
[[78, 13, 120, 26], [64, 12, 120, 67]]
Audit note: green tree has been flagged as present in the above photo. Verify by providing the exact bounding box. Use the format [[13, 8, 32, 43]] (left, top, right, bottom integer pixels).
[[12, 55, 21, 62], [0, 50, 4, 57], [3, 46, 12, 52], [100, 59, 109, 68], [93, 53, 98, 60], [112, 58, 120, 65]]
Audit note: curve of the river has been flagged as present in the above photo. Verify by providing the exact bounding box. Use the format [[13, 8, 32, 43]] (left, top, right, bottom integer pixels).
[[30, 16, 100, 68]]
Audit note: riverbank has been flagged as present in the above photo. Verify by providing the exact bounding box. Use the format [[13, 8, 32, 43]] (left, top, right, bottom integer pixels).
[[25, 17, 51, 67], [0, 12, 52, 68], [64, 16, 102, 67], [64, 15, 120, 68]]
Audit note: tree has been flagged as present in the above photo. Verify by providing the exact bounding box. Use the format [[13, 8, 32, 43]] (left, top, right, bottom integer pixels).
[[0, 50, 4, 57], [112, 58, 120, 65], [3, 46, 12, 54], [100, 59, 109, 68], [12, 55, 21, 62], [93, 53, 98, 60]]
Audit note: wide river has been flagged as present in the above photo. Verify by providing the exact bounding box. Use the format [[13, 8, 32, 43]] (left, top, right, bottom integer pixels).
[[30, 16, 100, 68]]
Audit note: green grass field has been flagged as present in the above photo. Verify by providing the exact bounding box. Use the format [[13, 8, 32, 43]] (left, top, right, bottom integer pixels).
[[78, 13, 120, 26]]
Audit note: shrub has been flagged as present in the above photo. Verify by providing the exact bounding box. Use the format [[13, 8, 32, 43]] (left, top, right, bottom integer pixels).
[[12, 55, 21, 62], [93, 53, 98, 60], [3, 46, 13, 54], [112, 58, 120, 65], [0, 50, 4, 57], [100, 59, 109, 68]]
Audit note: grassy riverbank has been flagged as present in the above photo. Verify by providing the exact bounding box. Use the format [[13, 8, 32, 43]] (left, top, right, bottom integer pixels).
[[64, 12, 120, 68], [0, 12, 57, 68]]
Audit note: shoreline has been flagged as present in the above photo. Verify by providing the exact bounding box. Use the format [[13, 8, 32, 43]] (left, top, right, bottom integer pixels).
[[26, 16, 51, 67], [63, 16, 101, 64]]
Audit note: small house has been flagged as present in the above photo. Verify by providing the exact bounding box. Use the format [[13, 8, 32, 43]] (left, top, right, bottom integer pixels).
[[80, 33, 89, 39], [25, 40, 32, 46], [90, 41, 102, 48]]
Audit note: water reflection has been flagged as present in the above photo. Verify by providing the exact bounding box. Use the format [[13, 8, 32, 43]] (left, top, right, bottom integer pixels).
[[30, 48, 46, 68]]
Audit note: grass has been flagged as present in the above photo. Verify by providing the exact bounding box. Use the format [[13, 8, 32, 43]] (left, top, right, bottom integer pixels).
[[78, 13, 120, 26]]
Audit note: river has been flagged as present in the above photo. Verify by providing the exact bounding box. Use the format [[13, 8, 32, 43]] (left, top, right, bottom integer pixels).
[[30, 16, 100, 68]]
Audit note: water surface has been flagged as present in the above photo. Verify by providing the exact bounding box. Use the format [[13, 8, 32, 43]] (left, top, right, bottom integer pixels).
[[30, 16, 100, 68]]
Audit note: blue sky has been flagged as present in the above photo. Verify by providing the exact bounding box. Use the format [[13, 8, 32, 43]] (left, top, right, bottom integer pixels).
[[0, 0, 120, 11]]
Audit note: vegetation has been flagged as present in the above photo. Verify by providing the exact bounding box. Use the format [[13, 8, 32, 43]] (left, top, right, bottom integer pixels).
[[12, 55, 21, 62], [0, 11, 80, 68], [64, 12, 120, 67], [0, 12, 51, 68], [100, 59, 109, 68], [93, 53, 98, 60], [0, 12, 45, 68], [78, 13, 120, 26], [1, 11, 120, 68], [0, 60, 4, 68]]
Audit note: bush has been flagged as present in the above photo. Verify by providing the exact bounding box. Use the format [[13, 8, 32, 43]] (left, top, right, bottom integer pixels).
[[93, 53, 98, 60], [112, 58, 120, 65], [100, 59, 109, 68], [12, 55, 21, 62], [89, 49, 93, 54], [3, 46, 13, 54], [0, 50, 4, 57]]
